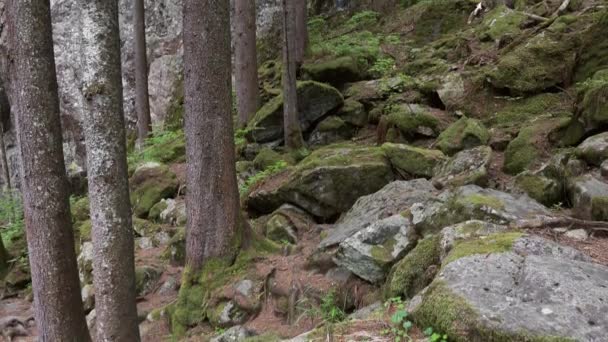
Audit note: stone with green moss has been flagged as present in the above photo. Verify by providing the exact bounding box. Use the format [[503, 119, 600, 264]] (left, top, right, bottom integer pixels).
[[578, 70, 608, 129], [577, 131, 608, 166], [433, 146, 492, 188], [503, 126, 539, 175], [129, 162, 179, 218], [478, 5, 526, 42], [492, 93, 570, 128], [76, 220, 92, 242], [135, 265, 161, 296], [385, 235, 441, 299], [338, 99, 368, 127], [253, 148, 283, 170], [301, 56, 367, 87], [247, 144, 394, 219], [148, 200, 168, 222], [487, 30, 576, 94], [132, 217, 163, 238], [265, 214, 297, 244], [385, 104, 440, 141], [567, 174, 608, 221], [442, 231, 523, 266], [514, 171, 562, 207], [382, 143, 446, 178], [308, 116, 355, 147], [246, 81, 344, 143], [436, 117, 490, 156]]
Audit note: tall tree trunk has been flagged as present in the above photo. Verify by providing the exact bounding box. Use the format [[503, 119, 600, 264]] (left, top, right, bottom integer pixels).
[[5, 1, 91, 340], [0, 123, 11, 191], [295, 0, 308, 65], [79, 1, 141, 341], [134, 0, 152, 147], [282, 0, 305, 149], [0, 229, 7, 276], [183, 0, 240, 271], [234, 0, 260, 128]]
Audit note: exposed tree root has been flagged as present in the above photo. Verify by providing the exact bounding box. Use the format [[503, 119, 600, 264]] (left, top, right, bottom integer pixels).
[[512, 215, 608, 233]]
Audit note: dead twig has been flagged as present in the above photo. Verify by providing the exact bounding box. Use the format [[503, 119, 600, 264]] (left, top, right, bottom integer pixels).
[[512, 215, 608, 233]]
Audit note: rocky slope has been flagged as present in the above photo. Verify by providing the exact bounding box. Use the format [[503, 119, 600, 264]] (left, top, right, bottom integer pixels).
[[2, 0, 608, 341]]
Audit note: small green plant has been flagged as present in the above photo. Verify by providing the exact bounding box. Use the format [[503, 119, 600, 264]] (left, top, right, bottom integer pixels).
[[214, 327, 226, 336], [234, 128, 249, 147], [239, 160, 288, 195], [424, 327, 448, 342], [382, 297, 414, 342], [346, 11, 380, 30], [370, 57, 396, 77], [320, 291, 346, 324], [0, 190, 25, 251]]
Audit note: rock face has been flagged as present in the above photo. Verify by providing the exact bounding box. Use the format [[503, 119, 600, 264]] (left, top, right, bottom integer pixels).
[[577, 132, 608, 166], [410, 253, 608, 341], [382, 143, 447, 179], [567, 174, 608, 221], [320, 179, 437, 248], [333, 214, 416, 283], [246, 81, 344, 143], [247, 144, 394, 219], [433, 146, 492, 188]]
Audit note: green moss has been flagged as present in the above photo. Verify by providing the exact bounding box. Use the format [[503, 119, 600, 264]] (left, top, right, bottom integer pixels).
[[503, 126, 538, 175], [478, 5, 526, 42], [148, 200, 168, 222], [436, 117, 490, 155], [492, 93, 568, 128], [442, 232, 523, 266], [133, 217, 163, 237], [370, 237, 398, 264], [591, 196, 608, 221], [382, 143, 446, 178], [164, 81, 184, 131], [514, 172, 562, 207], [301, 56, 366, 86], [385, 105, 440, 140], [253, 148, 284, 170], [578, 69, 608, 128], [128, 130, 186, 171], [385, 235, 441, 299], [76, 220, 92, 242], [71, 196, 90, 223], [130, 164, 179, 218], [316, 116, 347, 132], [405, 0, 473, 44], [461, 194, 504, 210]]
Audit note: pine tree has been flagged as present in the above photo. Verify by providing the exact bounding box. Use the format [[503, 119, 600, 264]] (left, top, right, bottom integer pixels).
[[79, 0, 141, 340], [134, 0, 152, 147], [295, 0, 309, 65], [234, 0, 260, 128]]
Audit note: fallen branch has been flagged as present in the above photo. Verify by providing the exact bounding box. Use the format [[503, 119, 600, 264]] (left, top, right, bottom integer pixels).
[[553, 0, 571, 17], [522, 12, 549, 22], [512, 215, 608, 233], [468, 1, 485, 24]]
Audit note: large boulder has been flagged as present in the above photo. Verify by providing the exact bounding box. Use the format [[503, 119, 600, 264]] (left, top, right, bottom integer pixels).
[[411, 185, 552, 235], [514, 171, 562, 207], [307, 116, 355, 147], [384, 104, 441, 142], [567, 174, 608, 221], [435, 117, 489, 156], [577, 69, 608, 130], [130, 162, 179, 218], [409, 253, 608, 341], [432, 146, 492, 188], [503, 125, 539, 175], [333, 215, 416, 284], [246, 144, 394, 219], [320, 179, 437, 248], [246, 81, 344, 143], [577, 132, 608, 166], [382, 143, 447, 179], [301, 56, 367, 87]]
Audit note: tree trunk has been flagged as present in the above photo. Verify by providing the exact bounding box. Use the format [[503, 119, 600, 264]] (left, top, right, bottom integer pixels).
[[183, 0, 240, 271], [134, 0, 152, 147], [282, 0, 305, 149], [79, 0, 141, 341], [234, 0, 260, 128], [295, 0, 309, 65], [0, 231, 7, 276], [5, 1, 91, 340], [0, 123, 11, 191]]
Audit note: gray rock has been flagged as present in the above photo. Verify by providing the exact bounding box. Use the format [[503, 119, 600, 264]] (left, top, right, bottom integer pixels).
[[333, 215, 417, 283], [135, 266, 162, 296], [320, 179, 436, 248], [308, 116, 354, 147], [325, 267, 353, 284], [136, 237, 156, 250], [577, 132, 608, 166], [210, 325, 253, 342], [513, 171, 562, 207], [439, 220, 508, 259], [78, 242, 94, 285], [159, 198, 187, 226], [411, 253, 608, 341], [148, 54, 183, 126], [412, 185, 552, 235], [348, 301, 383, 320], [81, 284, 95, 313], [564, 228, 589, 241], [437, 73, 465, 110], [511, 235, 590, 261], [158, 276, 178, 295], [567, 174, 608, 221], [433, 146, 492, 188], [602, 160, 608, 178], [210, 301, 248, 328]]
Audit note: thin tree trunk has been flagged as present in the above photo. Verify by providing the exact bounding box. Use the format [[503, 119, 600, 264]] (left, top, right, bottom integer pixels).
[[282, 0, 305, 149], [79, 0, 141, 341], [0, 229, 7, 276], [234, 0, 260, 128], [295, 0, 309, 65], [184, 0, 240, 271], [5, 1, 91, 340], [134, 0, 152, 147], [0, 123, 11, 191]]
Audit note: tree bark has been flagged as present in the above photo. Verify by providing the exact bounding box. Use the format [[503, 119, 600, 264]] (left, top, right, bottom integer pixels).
[[5, 1, 91, 340], [295, 0, 309, 65], [79, 0, 141, 341], [282, 0, 305, 149], [234, 0, 260, 128], [183, 0, 240, 271], [0, 122, 11, 191], [134, 0, 152, 147]]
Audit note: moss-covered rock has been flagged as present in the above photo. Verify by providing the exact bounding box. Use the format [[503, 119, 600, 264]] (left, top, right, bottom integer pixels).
[[308, 116, 355, 147], [433, 146, 492, 188], [478, 5, 526, 42], [577, 131, 608, 166], [246, 81, 344, 143], [384, 104, 440, 141], [382, 143, 446, 178], [302, 56, 367, 87], [247, 144, 394, 219], [130, 162, 179, 218], [148, 200, 169, 222], [487, 29, 576, 94], [338, 99, 368, 127], [253, 148, 284, 170], [436, 117, 490, 156], [442, 231, 523, 266], [135, 266, 161, 296], [567, 174, 608, 221], [503, 126, 539, 175], [385, 235, 441, 299], [578, 70, 608, 130], [265, 213, 297, 244], [491, 93, 571, 128], [514, 172, 562, 207], [133, 217, 163, 238]]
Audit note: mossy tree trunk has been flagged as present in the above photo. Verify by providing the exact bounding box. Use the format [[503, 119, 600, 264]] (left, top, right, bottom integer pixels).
[[234, 0, 260, 128], [282, 0, 305, 149], [134, 0, 152, 148], [79, 0, 141, 340], [295, 0, 309, 65], [6, 0, 91, 340], [183, 0, 240, 270]]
